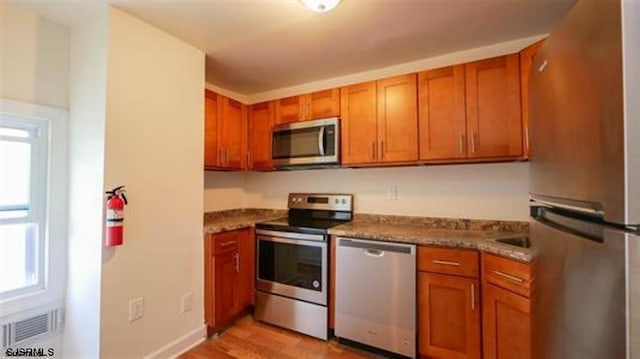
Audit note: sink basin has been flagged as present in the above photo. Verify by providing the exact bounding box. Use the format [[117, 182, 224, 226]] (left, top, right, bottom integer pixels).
[[495, 236, 531, 248]]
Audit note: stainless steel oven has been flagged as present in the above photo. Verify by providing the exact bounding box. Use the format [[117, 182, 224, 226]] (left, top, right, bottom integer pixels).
[[254, 193, 353, 340], [272, 117, 339, 168], [256, 229, 328, 305]]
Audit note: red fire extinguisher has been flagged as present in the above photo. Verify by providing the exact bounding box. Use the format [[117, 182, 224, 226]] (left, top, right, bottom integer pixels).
[[105, 186, 127, 247]]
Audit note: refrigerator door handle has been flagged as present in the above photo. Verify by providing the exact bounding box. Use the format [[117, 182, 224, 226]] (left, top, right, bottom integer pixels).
[[531, 197, 604, 217]]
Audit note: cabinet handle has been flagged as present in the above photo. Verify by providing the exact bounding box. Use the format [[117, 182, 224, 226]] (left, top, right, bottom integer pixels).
[[494, 270, 525, 283], [218, 148, 223, 165], [471, 132, 478, 153], [234, 253, 240, 272], [459, 133, 466, 154], [247, 152, 252, 168], [220, 241, 236, 247], [372, 142, 376, 160], [432, 259, 461, 266], [225, 148, 229, 165], [471, 283, 476, 310], [380, 141, 384, 159]]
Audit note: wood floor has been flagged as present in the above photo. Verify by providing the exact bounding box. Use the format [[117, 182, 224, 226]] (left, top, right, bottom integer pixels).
[[179, 316, 387, 358]]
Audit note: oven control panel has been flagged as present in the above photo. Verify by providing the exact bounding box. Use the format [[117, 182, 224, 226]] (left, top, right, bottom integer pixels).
[[288, 193, 353, 211]]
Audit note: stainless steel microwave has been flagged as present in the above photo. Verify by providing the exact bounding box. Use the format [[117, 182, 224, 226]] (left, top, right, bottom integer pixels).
[[272, 117, 340, 169]]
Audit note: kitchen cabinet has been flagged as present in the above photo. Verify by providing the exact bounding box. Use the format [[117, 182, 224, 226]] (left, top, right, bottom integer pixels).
[[418, 65, 467, 161], [519, 40, 545, 159], [247, 101, 275, 170], [465, 54, 523, 159], [482, 253, 535, 359], [341, 75, 418, 166], [204, 228, 254, 334], [204, 89, 247, 170], [275, 88, 340, 125], [417, 246, 481, 359]]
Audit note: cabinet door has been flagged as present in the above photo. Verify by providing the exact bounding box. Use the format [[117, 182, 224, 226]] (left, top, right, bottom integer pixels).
[[214, 251, 237, 327], [248, 101, 274, 170], [519, 40, 545, 160], [482, 283, 532, 359], [418, 272, 481, 359], [465, 54, 523, 159], [236, 228, 254, 309], [340, 82, 378, 165], [377, 74, 419, 163], [418, 65, 467, 160], [219, 97, 247, 169], [204, 90, 221, 168], [275, 95, 303, 124], [308, 88, 340, 119]]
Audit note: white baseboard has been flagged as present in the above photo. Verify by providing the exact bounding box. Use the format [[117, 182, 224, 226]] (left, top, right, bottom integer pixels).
[[143, 325, 206, 359]]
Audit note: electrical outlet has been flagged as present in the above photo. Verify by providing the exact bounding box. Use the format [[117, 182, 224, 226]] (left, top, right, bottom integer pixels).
[[386, 185, 398, 200], [181, 292, 193, 314], [129, 298, 144, 322]]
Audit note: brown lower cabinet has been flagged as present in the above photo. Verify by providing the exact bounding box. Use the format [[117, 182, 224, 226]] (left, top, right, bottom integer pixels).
[[204, 228, 254, 335], [482, 253, 535, 359], [418, 246, 481, 359]]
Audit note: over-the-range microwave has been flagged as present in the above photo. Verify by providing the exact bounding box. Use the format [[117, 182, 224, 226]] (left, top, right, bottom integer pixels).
[[272, 117, 340, 169]]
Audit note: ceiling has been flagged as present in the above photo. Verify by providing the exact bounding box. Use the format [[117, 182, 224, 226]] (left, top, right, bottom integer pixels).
[[15, 0, 576, 95]]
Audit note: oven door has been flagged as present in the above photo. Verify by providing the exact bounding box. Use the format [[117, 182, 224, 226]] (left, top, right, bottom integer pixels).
[[272, 118, 339, 167], [256, 230, 328, 305]]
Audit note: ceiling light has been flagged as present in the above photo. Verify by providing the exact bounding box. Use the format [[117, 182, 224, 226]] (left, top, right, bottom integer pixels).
[[300, 0, 341, 13]]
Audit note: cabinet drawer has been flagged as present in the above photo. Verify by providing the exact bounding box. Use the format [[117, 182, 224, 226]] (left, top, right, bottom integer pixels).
[[482, 253, 535, 297], [418, 246, 479, 278], [212, 231, 239, 255]]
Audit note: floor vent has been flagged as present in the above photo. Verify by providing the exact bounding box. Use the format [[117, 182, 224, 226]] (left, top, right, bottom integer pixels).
[[1, 306, 62, 348]]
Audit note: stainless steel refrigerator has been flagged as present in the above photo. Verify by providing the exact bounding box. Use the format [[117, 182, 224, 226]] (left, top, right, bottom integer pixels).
[[529, 0, 639, 358]]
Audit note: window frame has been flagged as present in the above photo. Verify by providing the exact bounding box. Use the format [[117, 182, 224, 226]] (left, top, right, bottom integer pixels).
[[0, 99, 68, 316], [0, 114, 49, 301]]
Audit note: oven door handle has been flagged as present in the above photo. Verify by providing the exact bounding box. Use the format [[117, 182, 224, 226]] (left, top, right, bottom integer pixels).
[[257, 234, 327, 248], [256, 229, 325, 242]]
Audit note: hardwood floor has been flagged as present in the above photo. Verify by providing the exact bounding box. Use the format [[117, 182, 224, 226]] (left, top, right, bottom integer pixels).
[[179, 316, 385, 358]]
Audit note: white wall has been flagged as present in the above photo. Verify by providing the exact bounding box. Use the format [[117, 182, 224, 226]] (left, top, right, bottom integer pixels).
[[205, 163, 529, 221], [0, 2, 69, 109], [65, 8, 109, 358], [100, 7, 205, 358], [246, 163, 530, 221]]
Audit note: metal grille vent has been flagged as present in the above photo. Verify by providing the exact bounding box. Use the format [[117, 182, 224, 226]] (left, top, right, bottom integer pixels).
[[1, 307, 62, 348]]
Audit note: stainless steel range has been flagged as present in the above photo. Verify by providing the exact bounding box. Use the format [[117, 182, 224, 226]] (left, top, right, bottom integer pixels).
[[254, 193, 353, 340]]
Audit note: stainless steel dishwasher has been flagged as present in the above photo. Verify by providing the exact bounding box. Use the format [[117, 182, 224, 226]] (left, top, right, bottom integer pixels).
[[335, 237, 416, 358]]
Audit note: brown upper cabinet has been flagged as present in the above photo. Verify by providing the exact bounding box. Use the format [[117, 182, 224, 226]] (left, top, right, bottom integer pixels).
[[275, 88, 340, 125], [519, 40, 545, 159], [204, 89, 247, 170], [418, 54, 524, 162], [418, 65, 467, 160], [247, 101, 275, 170], [341, 75, 418, 166], [465, 54, 523, 159]]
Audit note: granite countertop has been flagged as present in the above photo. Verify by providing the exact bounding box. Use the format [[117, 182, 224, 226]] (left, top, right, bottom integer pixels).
[[203, 209, 535, 262], [328, 221, 535, 263], [203, 209, 286, 234]]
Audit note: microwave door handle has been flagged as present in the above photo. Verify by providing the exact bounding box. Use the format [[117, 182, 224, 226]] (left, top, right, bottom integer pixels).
[[318, 126, 325, 156]]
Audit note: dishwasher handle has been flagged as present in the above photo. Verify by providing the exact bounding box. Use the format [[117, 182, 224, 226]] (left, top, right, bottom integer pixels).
[[338, 237, 415, 255]]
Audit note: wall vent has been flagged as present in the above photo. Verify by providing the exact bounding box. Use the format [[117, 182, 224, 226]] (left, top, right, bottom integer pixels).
[[1, 306, 62, 349]]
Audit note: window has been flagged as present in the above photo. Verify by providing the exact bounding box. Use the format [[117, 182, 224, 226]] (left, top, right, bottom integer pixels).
[[0, 114, 48, 300]]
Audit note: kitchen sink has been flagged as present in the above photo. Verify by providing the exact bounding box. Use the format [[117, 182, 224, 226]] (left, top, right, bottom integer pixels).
[[495, 236, 531, 248]]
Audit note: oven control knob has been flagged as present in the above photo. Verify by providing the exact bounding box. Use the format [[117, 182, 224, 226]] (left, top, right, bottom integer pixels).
[[341, 198, 346, 204], [334, 199, 339, 204], [313, 280, 320, 288]]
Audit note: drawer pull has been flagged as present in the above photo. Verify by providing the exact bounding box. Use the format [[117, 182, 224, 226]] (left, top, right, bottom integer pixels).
[[432, 259, 460, 266], [494, 270, 525, 283], [220, 241, 236, 247]]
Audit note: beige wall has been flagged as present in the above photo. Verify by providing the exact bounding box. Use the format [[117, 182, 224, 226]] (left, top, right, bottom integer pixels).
[[100, 7, 205, 358], [0, 2, 69, 108], [203, 172, 247, 212]]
